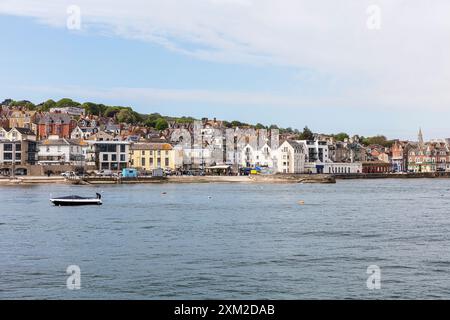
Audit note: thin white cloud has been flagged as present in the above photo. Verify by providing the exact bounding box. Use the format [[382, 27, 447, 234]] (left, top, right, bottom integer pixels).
[[14, 84, 450, 112], [2, 0, 450, 110]]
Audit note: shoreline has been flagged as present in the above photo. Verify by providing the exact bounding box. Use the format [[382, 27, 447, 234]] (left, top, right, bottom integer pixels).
[[2, 172, 450, 185]]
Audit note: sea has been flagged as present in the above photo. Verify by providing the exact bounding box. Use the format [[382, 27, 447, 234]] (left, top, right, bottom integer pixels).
[[1, 179, 450, 299]]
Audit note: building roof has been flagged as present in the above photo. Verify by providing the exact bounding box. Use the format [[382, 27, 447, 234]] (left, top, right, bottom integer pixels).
[[0, 127, 36, 136], [131, 142, 173, 151], [39, 138, 84, 146], [13, 127, 35, 135], [36, 113, 72, 124], [281, 139, 304, 152]]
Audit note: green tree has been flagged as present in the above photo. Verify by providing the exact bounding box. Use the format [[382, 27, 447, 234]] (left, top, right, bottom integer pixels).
[[298, 126, 314, 140], [362, 135, 393, 147], [39, 99, 56, 111], [333, 132, 350, 141], [104, 106, 122, 118], [56, 98, 80, 108], [231, 120, 244, 127], [82, 102, 102, 116], [222, 121, 232, 128], [10, 100, 36, 110], [144, 118, 157, 128], [155, 118, 168, 131], [255, 123, 266, 129]]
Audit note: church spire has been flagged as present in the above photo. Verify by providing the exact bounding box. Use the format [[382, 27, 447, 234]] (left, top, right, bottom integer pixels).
[[418, 127, 424, 147]]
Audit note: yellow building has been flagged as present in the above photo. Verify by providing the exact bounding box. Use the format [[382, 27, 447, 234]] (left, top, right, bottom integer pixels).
[[130, 142, 177, 171], [9, 110, 37, 130]]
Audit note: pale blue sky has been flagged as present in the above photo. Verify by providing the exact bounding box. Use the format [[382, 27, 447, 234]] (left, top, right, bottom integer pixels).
[[1, 1, 450, 140]]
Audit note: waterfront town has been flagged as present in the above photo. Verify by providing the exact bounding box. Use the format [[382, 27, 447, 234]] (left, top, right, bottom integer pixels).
[[0, 98, 449, 179]]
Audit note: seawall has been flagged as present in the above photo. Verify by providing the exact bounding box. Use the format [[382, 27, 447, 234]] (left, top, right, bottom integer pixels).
[[334, 172, 450, 179]]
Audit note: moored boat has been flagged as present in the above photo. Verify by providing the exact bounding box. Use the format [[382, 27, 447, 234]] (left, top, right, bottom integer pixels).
[[50, 193, 102, 206]]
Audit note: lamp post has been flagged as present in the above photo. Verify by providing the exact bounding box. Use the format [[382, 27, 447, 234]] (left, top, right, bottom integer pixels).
[[201, 130, 204, 174]]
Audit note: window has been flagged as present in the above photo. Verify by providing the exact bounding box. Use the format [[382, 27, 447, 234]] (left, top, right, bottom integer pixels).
[[141, 150, 145, 156], [120, 154, 126, 162], [141, 158, 146, 166], [4, 144, 12, 151], [165, 158, 169, 166], [98, 144, 117, 153], [15, 144, 21, 151], [157, 158, 161, 166], [4, 153, 12, 160], [120, 145, 126, 153], [111, 154, 117, 162], [103, 154, 108, 161]]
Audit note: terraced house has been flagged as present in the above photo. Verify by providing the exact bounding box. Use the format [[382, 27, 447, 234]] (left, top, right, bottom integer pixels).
[[130, 142, 179, 172], [408, 142, 450, 172], [407, 130, 450, 172], [35, 113, 76, 139], [37, 137, 88, 166], [0, 127, 38, 175]]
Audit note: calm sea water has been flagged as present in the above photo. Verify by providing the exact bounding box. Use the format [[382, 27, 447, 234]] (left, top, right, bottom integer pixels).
[[1, 179, 450, 299]]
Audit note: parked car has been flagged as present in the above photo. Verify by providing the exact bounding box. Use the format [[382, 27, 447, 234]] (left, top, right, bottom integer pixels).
[[61, 171, 76, 177], [95, 170, 114, 177]]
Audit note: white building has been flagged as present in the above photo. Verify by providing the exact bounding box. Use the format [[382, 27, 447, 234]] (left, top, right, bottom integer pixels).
[[296, 140, 330, 173], [38, 136, 88, 165], [50, 107, 85, 116], [71, 126, 99, 140], [86, 140, 130, 171], [324, 162, 362, 174], [241, 143, 275, 169], [275, 140, 306, 173]]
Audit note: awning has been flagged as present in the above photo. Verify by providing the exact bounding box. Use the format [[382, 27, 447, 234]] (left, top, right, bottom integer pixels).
[[206, 165, 231, 170]]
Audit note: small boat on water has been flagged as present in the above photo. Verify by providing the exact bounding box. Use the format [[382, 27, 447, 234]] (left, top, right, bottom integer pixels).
[[50, 193, 102, 206]]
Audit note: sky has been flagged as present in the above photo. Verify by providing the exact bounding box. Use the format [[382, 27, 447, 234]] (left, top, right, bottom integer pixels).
[[1, 0, 450, 140]]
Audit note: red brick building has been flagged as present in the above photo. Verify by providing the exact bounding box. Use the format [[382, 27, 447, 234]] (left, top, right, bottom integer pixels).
[[362, 161, 391, 173], [35, 113, 76, 139]]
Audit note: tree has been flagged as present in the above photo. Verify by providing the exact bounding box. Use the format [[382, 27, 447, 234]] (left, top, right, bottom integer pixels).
[[155, 118, 168, 131], [255, 123, 266, 129], [231, 120, 244, 127], [144, 118, 157, 128], [298, 126, 314, 140], [82, 102, 101, 116], [104, 106, 122, 118], [362, 135, 393, 147], [333, 132, 350, 141], [222, 121, 232, 128], [38, 99, 56, 112], [56, 98, 80, 109], [10, 100, 36, 110], [173, 116, 195, 124]]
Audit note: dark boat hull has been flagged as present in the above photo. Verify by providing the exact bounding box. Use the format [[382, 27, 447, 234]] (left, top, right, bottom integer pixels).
[[51, 200, 102, 206], [50, 194, 102, 206]]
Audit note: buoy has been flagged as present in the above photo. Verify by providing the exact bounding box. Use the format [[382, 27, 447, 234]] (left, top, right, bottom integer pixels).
[[161, 192, 167, 195], [208, 196, 212, 199], [298, 200, 305, 205]]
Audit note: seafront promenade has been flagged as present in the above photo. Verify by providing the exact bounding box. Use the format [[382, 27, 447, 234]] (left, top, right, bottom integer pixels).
[[0, 174, 333, 185], [2, 172, 450, 186]]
